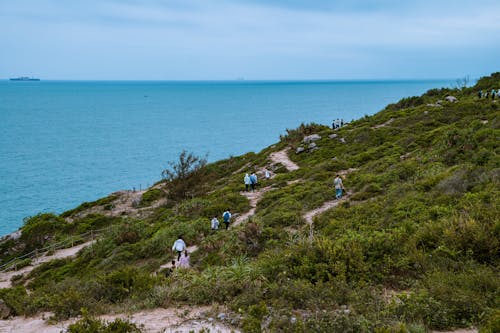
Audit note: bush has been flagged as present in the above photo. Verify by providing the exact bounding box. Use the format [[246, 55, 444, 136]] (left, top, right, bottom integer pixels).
[[139, 188, 164, 207], [0, 286, 29, 316], [65, 312, 143, 333], [161, 150, 208, 200]]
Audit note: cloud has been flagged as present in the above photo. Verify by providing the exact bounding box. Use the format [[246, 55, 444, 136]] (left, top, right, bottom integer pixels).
[[1, 0, 499, 79]]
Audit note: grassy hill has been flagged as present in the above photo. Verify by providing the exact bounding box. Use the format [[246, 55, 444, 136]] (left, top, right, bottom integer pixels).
[[1, 74, 499, 332]]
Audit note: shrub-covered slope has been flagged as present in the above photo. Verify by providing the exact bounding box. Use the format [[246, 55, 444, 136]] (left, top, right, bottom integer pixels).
[[1, 73, 499, 332]]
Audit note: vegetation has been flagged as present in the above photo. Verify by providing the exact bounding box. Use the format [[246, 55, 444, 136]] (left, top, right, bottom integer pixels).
[[0, 73, 499, 332]]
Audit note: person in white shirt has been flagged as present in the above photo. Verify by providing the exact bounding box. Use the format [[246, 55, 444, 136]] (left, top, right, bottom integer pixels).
[[211, 216, 220, 230], [334, 174, 345, 199], [172, 235, 186, 261], [244, 173, 251, 191]]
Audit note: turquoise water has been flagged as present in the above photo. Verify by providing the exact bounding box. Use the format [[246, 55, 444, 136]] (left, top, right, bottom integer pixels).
[[0, 80, 451, 235]]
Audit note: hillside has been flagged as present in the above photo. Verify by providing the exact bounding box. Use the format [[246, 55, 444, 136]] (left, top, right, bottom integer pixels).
[[0, 74, 499, 333]]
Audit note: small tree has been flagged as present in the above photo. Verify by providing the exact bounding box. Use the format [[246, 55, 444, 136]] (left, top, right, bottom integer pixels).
[[161, 150, 208, 200], [454, 75, 470, 90]]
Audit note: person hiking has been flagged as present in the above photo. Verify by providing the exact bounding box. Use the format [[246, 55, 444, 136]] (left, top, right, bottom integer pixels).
[[178, 250, 190, 268], [172, 235, 186, 261], [264, 169, 271, 180], [250, 172, 258, 191], [244, 173, 251, 191], [334, 174, 345, 199], [211, 216, 220, 230], [222, 209, 232, 229]]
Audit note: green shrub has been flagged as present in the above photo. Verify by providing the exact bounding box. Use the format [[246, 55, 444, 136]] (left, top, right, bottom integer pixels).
[[139, 188, 164, 207], [65, 312, 143, 333], [0, 286, 29, 316], [61, 195, 118, 218]]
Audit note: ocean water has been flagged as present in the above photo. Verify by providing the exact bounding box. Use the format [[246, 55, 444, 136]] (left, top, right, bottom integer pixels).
[[0, 79, 451, 236]]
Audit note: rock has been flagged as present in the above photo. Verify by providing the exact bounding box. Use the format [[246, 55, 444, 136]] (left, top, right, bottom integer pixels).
[[424, 110, 429, 114], [0, 299, 11, 319], [332, 157, 338, 161], [303, 134, 321, 143], [308, 142, 317, 149], [445, 95, 458, 102], [217, 312, 226, 320], [436, 100, 443, 104], [208, 317, 214, 322], [329, 134, 338, 139], [290, 316, 297, 324], [339, 138, 346, 144], [296, 147, 305, 154]]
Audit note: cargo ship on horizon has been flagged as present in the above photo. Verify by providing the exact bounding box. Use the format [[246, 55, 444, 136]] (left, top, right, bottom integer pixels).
[[9, 76, 40, 81]]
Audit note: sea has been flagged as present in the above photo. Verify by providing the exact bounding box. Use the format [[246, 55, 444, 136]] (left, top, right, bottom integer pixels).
[[0, 79, 452, 236]]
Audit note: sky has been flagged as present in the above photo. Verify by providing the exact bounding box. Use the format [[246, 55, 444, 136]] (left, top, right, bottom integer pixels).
[[1, 0, 499, 80]]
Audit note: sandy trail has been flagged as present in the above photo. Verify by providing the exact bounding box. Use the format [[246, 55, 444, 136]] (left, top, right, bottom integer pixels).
[[269, 149, 299, 171], [234, 187, 272, 227], [0, 240, 94, 289], [0, 306, 239, 333], [431, 330, 477, 333], [372, 118, 394, 129], [159, 245, 199, 270], [303, 198, 346, 225]]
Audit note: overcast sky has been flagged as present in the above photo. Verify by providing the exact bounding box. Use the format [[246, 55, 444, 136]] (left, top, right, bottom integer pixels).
[[1, 0, 499, 80]]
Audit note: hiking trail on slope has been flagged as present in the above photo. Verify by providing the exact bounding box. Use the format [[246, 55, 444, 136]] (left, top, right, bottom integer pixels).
[[269, 148, 300, 171], [0, 240, 94, 289]]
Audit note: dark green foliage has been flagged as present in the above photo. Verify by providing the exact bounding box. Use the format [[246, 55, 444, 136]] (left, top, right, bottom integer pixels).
[[0, 286, 29, 316], [21, 213, 68, 249], [61, 195, 118, 218], [161, 150, 208, 200], [65, 312, 143, 333], [280, 122, 328, 144], [139, 188, 165, 207]]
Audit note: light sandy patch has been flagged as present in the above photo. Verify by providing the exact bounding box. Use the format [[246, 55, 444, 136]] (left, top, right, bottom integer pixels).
[[303, 198, 346, 225], [338, 168, 357, 177], [0, 240, 94, 289], [269, 149, 299, 171], [159, 245, 199, 271], [0, 307, 240, 333], [372, 118, 394, 129], [233, 186, 272, 226], [66, 189, 167, 222], [431, 328, 478, 333]]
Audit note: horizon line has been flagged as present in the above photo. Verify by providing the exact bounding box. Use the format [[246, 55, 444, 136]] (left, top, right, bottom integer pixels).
[[1, 78, 456, 83]]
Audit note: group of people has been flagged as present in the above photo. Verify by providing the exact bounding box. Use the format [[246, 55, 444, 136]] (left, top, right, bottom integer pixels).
[[169, 171, 347, 271], [211, 209, 232, 230], [478, 89, 499, 100], [244, 172, 258, 191], [332, 118, 345, 129], [244, 170, 271, 191]]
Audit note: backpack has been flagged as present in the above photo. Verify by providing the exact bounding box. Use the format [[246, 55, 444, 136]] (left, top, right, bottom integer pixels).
[[223, 211, 230, 222]]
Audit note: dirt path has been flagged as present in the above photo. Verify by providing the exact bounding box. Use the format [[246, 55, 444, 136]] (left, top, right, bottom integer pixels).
[[0, 306, 240, 333], [66, 188, 167, 222], [0, 240, 94, 289], [372, 118, 394, 129], [234, 187, 272, 227], [303, 197, 347, 225], [431, 330, 477, 333], [269, 149, 299, 171], [158, 245, 199, 271]]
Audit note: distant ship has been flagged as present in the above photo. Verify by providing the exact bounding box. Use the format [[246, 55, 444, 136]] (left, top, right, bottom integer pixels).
[[9, 77, 40, 81]]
